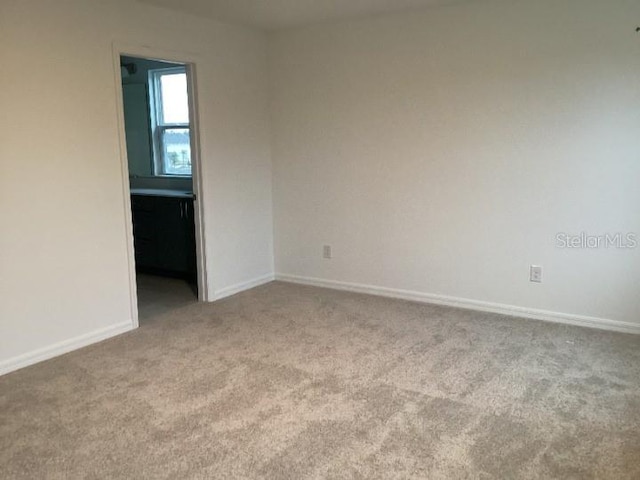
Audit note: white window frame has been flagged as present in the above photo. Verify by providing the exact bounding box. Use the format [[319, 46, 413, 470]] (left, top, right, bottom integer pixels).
[[148, 66, 192, 176]]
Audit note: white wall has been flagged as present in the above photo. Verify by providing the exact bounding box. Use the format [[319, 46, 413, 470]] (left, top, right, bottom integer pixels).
[[1, 0, 638, 375], [0, 0, 274, 373], [270, 0, 640, 328]]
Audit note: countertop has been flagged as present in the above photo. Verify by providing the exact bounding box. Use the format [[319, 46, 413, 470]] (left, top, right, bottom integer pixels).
[[130, 188, 193, 198]]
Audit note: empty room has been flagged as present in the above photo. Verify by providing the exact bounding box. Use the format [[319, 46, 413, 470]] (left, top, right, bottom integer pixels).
[[1, 0, 639, 478]]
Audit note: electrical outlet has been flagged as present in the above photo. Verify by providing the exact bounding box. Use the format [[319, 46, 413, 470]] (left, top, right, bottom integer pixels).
[[530, 265, 543, 283], [323, 245, 332, 259]]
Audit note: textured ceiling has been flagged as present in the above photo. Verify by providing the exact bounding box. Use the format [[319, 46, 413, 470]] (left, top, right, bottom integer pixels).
[[136, 0, 469, 30]]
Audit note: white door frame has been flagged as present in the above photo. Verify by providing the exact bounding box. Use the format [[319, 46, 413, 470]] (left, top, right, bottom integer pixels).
[[112, 42, 209, 329]]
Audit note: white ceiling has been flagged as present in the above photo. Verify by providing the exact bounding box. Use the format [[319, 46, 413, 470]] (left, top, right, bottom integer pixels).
[[136, 0, 468, 31]]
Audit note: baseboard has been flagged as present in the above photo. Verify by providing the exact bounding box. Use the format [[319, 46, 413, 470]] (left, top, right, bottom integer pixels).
[[0, 321, 136, 377], [213, 273, 275, 301], [275, 273, 640, 335]]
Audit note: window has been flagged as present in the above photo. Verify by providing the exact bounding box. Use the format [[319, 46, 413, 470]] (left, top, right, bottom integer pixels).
[[149, 67, 192, 176]]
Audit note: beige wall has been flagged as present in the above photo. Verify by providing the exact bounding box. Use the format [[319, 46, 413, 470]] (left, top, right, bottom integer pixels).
[[2, 0, 639, 375], [0, 0, 274, 373], [269, 0, 640, 328]]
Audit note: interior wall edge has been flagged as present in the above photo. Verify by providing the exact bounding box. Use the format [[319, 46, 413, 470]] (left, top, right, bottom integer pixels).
[[212, 273, 276, 301], [0, 321, 136, 377], [275, 273, 640, 335]]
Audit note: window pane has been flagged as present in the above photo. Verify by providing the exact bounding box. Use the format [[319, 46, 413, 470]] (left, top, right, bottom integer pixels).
[[160, 73, 189, 124], [162, 128, 191, 175]]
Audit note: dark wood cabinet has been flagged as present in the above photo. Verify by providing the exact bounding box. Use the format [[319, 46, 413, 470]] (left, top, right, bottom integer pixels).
[[131, 194, 196, 279]]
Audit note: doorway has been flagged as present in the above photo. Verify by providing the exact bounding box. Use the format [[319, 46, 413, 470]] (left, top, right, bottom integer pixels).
[[115, 49, 207, 325]]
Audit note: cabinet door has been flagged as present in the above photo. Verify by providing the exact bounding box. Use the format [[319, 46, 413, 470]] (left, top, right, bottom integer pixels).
[[184, 200, 197, 275], [155, 197, 190, 273], [131, 195, 157, 268]]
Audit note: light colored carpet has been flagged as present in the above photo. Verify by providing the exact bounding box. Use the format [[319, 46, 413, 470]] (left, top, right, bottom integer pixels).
[[1, 281, 639, 479]]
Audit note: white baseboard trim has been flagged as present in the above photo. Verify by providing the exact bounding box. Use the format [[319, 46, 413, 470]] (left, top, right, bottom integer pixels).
[[213, 273, 275, 301], [0, 320, 136, 377], [276, 273, 640, 335]]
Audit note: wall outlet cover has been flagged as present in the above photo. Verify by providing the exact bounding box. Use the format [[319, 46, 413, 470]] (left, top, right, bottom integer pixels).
[[530, 265, 543, 283]]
